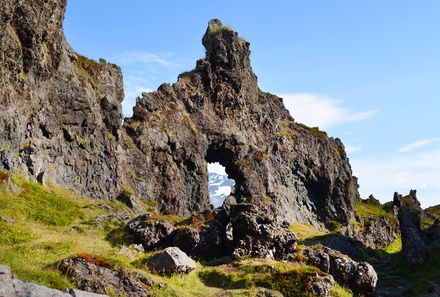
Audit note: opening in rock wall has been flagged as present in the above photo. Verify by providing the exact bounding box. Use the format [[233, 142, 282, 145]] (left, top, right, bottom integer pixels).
[[208, 162, 235, 208]]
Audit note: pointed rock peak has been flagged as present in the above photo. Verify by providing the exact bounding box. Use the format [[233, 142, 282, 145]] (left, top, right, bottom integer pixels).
[[202, 19, 251, 71]]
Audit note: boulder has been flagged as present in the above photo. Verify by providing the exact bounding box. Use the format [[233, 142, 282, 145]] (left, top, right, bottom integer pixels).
[[59, 256, 152, 297], [148, 247, 196, 274], [230, 204, 297, 260], [305, 247, 377, 296], [310, 274, 335, 297], [0, 265, 109, 297], [127, 214, 176, 250]]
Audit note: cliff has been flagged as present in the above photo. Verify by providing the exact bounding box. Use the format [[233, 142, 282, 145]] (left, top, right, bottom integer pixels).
[[0, 1, 359, 226]]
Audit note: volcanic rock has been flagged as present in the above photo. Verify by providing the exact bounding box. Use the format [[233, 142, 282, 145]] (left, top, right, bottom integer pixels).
[[127, 214, 176, 250], [393, 190, 428, 264], [0, 0, 361, 227], [305, 247, 377, 295], [59, 256, 152, 297], [147, 247, 196, 274], [229, 204, 297, 260], [0, 264, 109, 297]]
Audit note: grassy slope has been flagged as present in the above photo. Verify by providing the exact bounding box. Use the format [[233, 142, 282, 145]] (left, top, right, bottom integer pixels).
[[0, 170, 352, 297]]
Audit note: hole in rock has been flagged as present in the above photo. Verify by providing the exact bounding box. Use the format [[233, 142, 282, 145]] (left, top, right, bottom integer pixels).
[[208, 162, 235, 208]]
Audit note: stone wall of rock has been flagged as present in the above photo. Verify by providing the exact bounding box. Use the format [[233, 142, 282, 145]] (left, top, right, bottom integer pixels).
[[0, 0, 360, 226], [0, 0, 125, 200]]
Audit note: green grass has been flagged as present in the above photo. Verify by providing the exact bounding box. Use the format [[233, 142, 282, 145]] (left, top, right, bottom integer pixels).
[[425, 205, 440, 218], [289, 222, 327, 242], [331, 283, 353, 297], [382, 236, 402, 254], [354, 200, 396, 222]]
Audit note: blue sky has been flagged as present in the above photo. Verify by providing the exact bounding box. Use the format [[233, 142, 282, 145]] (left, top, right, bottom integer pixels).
[[64, 1, 440, 207]]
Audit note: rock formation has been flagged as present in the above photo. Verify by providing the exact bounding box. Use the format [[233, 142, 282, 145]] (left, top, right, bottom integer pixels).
[[0, 0, 360, 227], [0, 0, 124, 200], [121, 19, 360, 226], [393, 190, 429, 264], [304, 247, 378, 296]]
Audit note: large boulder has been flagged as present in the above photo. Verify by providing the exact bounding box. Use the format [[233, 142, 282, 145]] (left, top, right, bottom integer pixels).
[[127, 214, 176, 250], [147, 247, 196, 274], [230, 204, 297, 260], [0, 265, 108, 297], [59, 256, 152, 297], [305, 247, 377, 296]]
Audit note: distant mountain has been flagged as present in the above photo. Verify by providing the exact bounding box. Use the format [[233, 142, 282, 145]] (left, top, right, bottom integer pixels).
[[208, 172, 235, 208]]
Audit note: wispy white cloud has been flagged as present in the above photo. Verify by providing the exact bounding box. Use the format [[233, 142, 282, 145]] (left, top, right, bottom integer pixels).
[[115, 51, 177, 66], [398, 138, 440, 153], [352, 148, 440, 208], [346, 145, 362, 153], [280, 93, 378, 129], [122, 75, 152, 116]]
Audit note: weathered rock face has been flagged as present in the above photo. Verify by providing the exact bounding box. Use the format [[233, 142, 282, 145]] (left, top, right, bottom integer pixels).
[[0, 265, 109, 297], [1, 0, 360, 227], [122, 19, 360, 225], [305, 247, 378, 296], [59, 256, 152, 297], [425, 218, 440, 244], [0, 0, 125, 200], [393, 190, 428, 264]]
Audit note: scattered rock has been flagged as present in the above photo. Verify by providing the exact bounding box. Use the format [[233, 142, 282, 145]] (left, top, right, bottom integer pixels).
[[305, 247, 377, 296], [394, 190, 428, 264], [127, 214, 176, 250], [59, 256, 153, 297], [118, 246, 135, 259], [148, 247, 196, 274], [310, 274, 335, 297], [0, 264, 109, 297], [0, 216, 14, 224]]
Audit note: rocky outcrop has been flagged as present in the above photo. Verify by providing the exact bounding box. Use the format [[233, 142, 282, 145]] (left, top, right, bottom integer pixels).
[[393, 190, 428, 264], [0, 0, 360, 227], [310, 274, 335, 297], [0, 0, 124, 200], [0, 265, 108, 297], [229, 204, 297, 260], [59, 256, 153, 297], [345, 216, 396, 250], [128, 205, 296, 261], [148, 247, 196, 274], [127, 214, 176, 250], [121, 19, 360, 226], [304, 247, 377, 296], [425, 218, 440, 244]]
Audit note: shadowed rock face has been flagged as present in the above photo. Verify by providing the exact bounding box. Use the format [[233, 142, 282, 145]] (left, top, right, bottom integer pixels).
[[0, 0, 360, 226]]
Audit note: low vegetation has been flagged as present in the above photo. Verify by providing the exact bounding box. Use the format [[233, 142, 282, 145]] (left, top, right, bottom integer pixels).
[[1, 170, 354, 296]]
